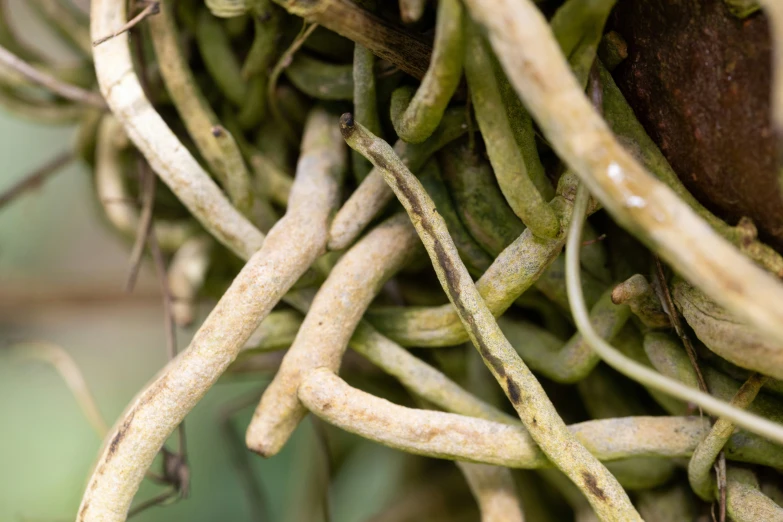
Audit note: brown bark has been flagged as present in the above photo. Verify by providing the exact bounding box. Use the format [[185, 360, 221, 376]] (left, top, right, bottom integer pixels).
[[613, 0, 783, 250]]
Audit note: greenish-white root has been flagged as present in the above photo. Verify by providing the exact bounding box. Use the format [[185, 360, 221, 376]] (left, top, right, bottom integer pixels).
[[565, 183, 783, 446], [168, 236, 213, 327], [340, 116, 640, 521], [457, 462, 525, 522], [245, 212, 419, 456], [94, 115, 195, 251], [299, 369, 779, 469], [76, 106, 345, 522], [92, 0, 264, 261], [465, 0, 783, 350]]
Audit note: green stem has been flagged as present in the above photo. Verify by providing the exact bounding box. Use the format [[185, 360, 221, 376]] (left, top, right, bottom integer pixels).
[[351, 44, 380, 182], [688, 373, 768, 501], [499, 289, 630, 384], [196, 8, 248, 106], [464, 19, 559, 239], [390, 0, 463, 144], [149, 0, 254, 216], [285, 53, 354, 100]]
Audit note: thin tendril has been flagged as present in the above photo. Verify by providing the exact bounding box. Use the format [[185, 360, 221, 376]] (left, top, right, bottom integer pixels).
[[565, 182, 783, 446], [268, 22, 318, 145]]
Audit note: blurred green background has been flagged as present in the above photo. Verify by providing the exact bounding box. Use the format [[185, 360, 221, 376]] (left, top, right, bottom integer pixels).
[[0, 47, 405, 522], [0, 1, 408, 520]]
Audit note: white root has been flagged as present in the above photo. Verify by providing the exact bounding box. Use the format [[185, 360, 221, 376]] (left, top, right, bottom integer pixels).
[[457, 462, 525, 522], [91, 0, 264, 260], [167, 236, 213, 327], [246, 212, 420, 456], [76, 107, 345, 522], [464, 0, 783, 349], [298, 369, 775, 468], [95, 115, 194, 251]]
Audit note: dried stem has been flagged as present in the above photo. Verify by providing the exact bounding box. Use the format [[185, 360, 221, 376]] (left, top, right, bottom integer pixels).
[[653, 257, 708, 394], [268, 22, 318, 144], [219, 391, 269, 521], [125, 156, 157, 293], [7, 341, 108, 437], [0, 151, 72, 210], [271, 0, 432, 80], [126, 486, 177, 518], [0, 45, 105, 108], [0, 87, 84, 123], [93, 1, 160, 46], [144, 177, 189, 487], [145, 193, 179, 362], [717, 457, 728, 522]]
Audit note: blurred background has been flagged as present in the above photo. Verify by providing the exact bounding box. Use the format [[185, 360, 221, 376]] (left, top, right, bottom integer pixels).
[[0, 1, 410, 520]]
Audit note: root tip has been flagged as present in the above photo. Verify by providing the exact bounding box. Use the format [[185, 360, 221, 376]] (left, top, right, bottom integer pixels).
[[339, 112, 355, 137]]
